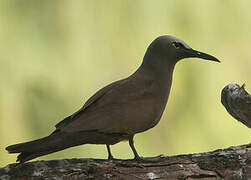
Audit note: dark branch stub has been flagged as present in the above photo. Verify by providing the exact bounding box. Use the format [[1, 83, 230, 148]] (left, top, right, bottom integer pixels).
[[221, 83, 251, 128]]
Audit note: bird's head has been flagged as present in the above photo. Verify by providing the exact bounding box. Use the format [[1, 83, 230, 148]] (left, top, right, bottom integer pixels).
[[144, 35, 220, 65]]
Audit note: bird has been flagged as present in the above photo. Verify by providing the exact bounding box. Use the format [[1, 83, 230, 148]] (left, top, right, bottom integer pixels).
[[6, 35, 220, 163]]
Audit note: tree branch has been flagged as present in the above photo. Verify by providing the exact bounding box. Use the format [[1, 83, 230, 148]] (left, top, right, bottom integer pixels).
[[1, 143, 251, 180], [221, 83, 251, 128]]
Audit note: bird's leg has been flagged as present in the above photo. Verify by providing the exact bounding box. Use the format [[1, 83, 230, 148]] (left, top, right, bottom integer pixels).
[[129, 136, 165, 163], [129, 136, 141, 161], [106, 145, 115, 160]]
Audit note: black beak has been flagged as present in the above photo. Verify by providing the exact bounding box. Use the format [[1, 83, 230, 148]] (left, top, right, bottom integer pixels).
[[187, 49, 220, 63]]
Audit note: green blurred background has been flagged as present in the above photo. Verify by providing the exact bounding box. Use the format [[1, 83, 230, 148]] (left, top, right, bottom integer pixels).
[[1, 0, 251, 167]]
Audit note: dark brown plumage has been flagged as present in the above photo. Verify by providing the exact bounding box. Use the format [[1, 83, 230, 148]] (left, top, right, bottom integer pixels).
[[6, 35, 220, 163]]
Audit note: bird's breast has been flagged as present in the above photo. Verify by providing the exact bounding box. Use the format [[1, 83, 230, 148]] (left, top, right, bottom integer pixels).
[[122, 82, 172, 134]]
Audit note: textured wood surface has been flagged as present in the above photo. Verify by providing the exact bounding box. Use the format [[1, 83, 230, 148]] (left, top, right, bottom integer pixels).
[[221, 83, 251, 128], [1, 143, 251, 180]]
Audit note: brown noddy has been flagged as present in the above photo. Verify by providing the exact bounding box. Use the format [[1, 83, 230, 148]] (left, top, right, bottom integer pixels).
[[6, 35, 220, 163]]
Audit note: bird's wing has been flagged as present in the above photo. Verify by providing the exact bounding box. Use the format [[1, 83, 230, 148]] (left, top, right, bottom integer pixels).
[[58, 75, 160, 134], [55, 79, 125, 129]]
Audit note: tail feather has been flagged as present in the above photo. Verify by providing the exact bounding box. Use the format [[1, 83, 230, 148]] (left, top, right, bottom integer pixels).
[[6, 131, 85, 163], [17, 152, 34, 163], [6, 131, 124, 163], [17, 150, 58, 163], [6, 135, 54, 153]]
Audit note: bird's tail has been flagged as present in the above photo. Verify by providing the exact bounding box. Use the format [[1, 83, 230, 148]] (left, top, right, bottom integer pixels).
[[6, 130, 122, 163], [6, 131, 87, 163]]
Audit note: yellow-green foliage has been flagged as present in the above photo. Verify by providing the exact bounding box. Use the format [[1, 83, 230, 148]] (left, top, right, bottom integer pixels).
[[0, 0, 251, 166]]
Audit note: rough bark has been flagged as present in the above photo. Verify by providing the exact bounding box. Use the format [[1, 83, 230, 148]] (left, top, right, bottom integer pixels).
[[1, 144, 251, 180], [221, 83, 251, 128], [1, 83, 250, 180]]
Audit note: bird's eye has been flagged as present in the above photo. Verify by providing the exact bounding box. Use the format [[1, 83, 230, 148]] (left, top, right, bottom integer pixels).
[[172, 42, 184, 49]]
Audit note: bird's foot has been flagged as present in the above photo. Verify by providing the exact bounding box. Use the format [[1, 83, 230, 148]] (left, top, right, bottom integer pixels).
[[108, 155, 120, 161], [133, 154, 165, 163]]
